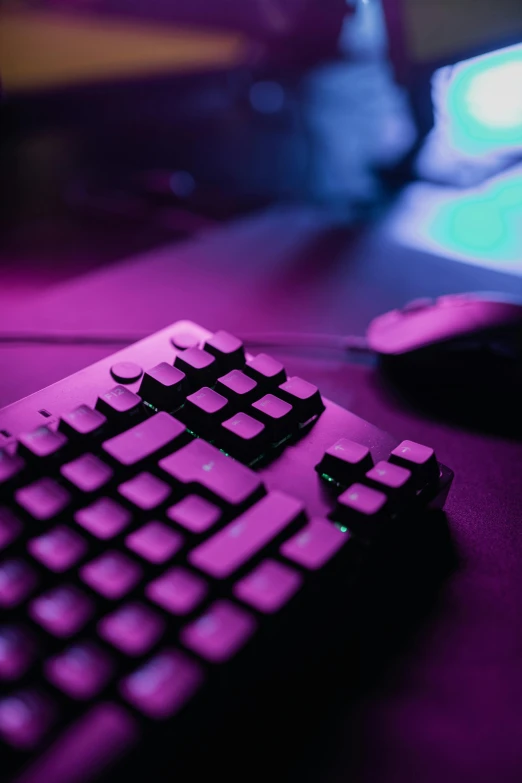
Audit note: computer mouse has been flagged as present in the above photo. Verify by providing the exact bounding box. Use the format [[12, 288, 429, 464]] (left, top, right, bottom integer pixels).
[[367, 292, 522, 434]]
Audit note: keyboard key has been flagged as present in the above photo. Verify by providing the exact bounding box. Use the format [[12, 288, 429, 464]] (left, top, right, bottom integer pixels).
[[102, 411, 186, 468], [215, 369, 258, 408], [0, 626, 36, 681], [251, 394, 294, 442], [0, 449, 25, 489], [95, 386, 142, 424], [121, 649, 203, 720], [138, 363, 186, 411], [280, 518, 349, 570], [80, 552, 142, 600], [315, 438, 373, 485], [167, 495, 221, 534], [219, 412, 267, 463], [278, 376, 324, 422], [234, 560, 302, 614], [45, 642, 113, 700], [99, 603, 165, 656], [0, 690, 54, 749], [182, 387, 230, 436], [16, 478, 70, 521], [0, 508, 23, 552], [244, 353, 286, 388], [60, 405, 106, 439], [75, 498, 131, 540], [126, 522, 184, 564], [365, 460, 413, 503], [0, 559, 38, 608], [174, 347, 216, 389], [110, 361, 143, 384], [30, 585, 93, 638], [181, 600, 256, 663], [335, 483, 388, 536], [118, 472, 171, 510], [159, 440, 264, 509], [18, 426, 67, 462], [189, 491, 304, 579], [28, 526, 87, 573], [61, 454, 113, 493], [146, 567, 207, 615], [389, 440, 439, 485], [204, 330, 245, 371]]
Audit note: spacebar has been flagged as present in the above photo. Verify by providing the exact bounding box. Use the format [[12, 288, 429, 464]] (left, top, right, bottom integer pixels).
[[16, 703, 138, 783]]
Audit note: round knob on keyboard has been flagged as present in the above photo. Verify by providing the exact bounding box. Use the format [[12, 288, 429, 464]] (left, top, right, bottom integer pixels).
[[170, 332, 200, 350], [110, 363, 143, 384]]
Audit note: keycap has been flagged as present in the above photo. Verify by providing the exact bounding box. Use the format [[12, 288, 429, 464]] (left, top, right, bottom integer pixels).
[[75, 498, 131, 540], [315, 438, 373, 485], [118, 472, 171, 510], [234, 559, 302, 614], [0, 690, 54, 749], [174, 347, 216, 389], [244, 353, 286, 388], [278, 376, 324, 421], [110, 361, 143, 384], [99, 603, 165, 657], [0, 559, 38, 608], [0, 626, 36, 681], [389, 440, 439, 485], [95, 386, 142, 424], [45, 642, 113, 700], [159, 439, 264, 509], [335, 483, 388, 536], [181, 600, 256, 663], [189, 491, 304, 579], [219, 412, 267, 463], [167, 495, 221, 534], [0, 449, 25, 489], [138, 363, 186, 411], [102, 411, 186, 467], [365, 460, 413, 503], [60, 405, 106, 439], [80, 552, 142, 600], [0, 508, 23, 553], [204, 330, 245, 371], [251, 394, 294, 443], [215, 369, 258, 408], [146, 567, 207, 615], [280, 518, 349, 570], [126, 522, 183, 565], [181, 387, 230, 436], [60, 454, 113, 493], [18, 426, 67, 462], [28, 525, 87, 573], [15, 704, 137, 783], [30, 585, 93, 638], [121, 649, 203, 720], [16, 478, 70, 521]]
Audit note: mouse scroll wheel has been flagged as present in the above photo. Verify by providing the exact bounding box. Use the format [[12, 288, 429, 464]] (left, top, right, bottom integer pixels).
[[401, 298, 434, 313]]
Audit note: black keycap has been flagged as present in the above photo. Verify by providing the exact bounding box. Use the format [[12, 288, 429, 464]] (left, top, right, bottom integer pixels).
[[215, 370, 259, 408], [60, 454, 113, 494], [0, 688, 55, 750], [0, 508, 23, 554], [365, 461, 414, 504], [315, 438, 373, 485], [60, 405, 107, 439], [18, 427, 67, 463], [138, 363, 186, 411], [250, 394, 294, 443], [181, 387, 230, 437], [219, 412, 267, 463], [174, 347, 216, 389], [16, 478, 71, 521], [244, 353, 286, 389], [0, 450, 24, 492], [334, 483, 388, 538], [389, 440, 439, 486], [204, 330, 245, 371], [278, 376, 324, 422], [95, 386, 143, 426], [102, 412, 186, 468]]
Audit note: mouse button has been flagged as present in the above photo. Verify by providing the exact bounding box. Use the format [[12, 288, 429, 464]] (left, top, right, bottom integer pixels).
[[401, 298, 434, 313]]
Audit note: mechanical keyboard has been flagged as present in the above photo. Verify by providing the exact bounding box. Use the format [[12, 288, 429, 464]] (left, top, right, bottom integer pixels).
[[0, 320, 454, 783]]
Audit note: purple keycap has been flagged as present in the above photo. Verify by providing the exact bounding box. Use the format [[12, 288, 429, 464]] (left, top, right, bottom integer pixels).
[[146, 567, 207, 616], [95, 386, 142, 420], [28, 526, 87, 573], [278, 376, 324, 421], [61, 454, 113, 493], [99, 603, 165, 656], [103, 412, 186, 467], [251, 394, 293, 441], [183, 387, 230, 434], [220, 412, 266, 462], [216, 369, 258, 407], [30, 585, 93, 638], [167, 495, 221, 534], [204, 330, 245, 371], [60, 405, 106, 438], [316, 438, 373, 485], [45, 642, 113, 700], [126, 522, 183, 565], [138, 362, 186, 411], [121, 649, 204, 720], [244, 353, 286, 388], [234, 559, 303, 613], [0, 559, 38, 608], [118, 471, 171, 510], [18, 426, 67, 460], [337, 483, 388, 518], [14, 703, 137, 783], [0, 508, 23, 552], [80, 552, 142, 600], [174, 347, 216, 388], [365, 460, 413, 500], [0, 626, 36, 681], [0, 690, 54, 749], [281, 518, 349, 570], [159, 439, 264, 508], [181, 600, 256, 663], [16, 478, 70, 521], [189, 491, 304, 579], [389, 439, 439, 484], [0, 449, 24, 487], [75, 497, 131, 540]]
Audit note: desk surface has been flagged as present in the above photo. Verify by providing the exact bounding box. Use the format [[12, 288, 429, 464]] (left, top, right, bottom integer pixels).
[[2, 204, 522, 782]]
